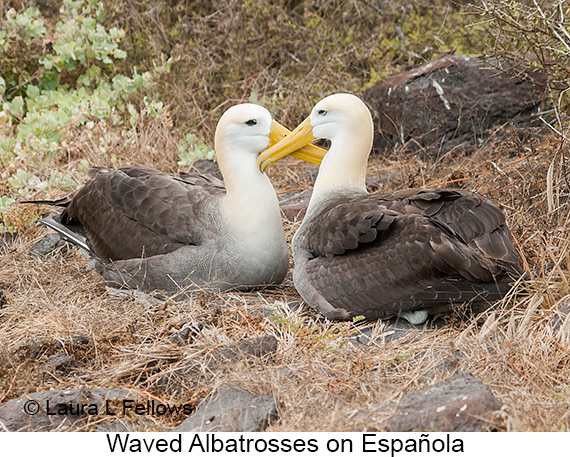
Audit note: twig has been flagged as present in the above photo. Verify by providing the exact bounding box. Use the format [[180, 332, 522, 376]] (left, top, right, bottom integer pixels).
[[532, 0, 570, 53], [539, 116, 570, 142], [547, 161, 555, 213], [0, 365, 21, 404]]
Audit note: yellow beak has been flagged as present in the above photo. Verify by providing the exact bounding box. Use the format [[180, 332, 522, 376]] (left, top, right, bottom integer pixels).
[[260, 117, 324, 172]]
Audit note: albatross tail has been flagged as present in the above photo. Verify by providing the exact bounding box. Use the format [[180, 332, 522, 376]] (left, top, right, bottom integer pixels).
[[37, 215, 91, 253], [20, 197, 91, 254]]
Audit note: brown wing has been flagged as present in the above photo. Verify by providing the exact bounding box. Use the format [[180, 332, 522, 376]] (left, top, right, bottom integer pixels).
[[386, 188, 520, 269], [296, 190, 521, 319], [62, 166, 225, 261], [304, 196, 398, 257], [177, 171, 225, 190]]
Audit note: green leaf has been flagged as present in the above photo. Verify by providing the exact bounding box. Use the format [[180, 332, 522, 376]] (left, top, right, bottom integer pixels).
[[26, 85, 40, 99], [7, 96, 24, 118], [0, 196, 16, 215]]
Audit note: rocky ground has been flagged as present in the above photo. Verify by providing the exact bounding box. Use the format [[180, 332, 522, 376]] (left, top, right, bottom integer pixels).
[[1, 54, 570, 432]]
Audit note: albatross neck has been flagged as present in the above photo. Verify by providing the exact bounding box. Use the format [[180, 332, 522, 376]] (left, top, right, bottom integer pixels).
[[219, 147, 273, 198], [309, 128, 371, 212], [217, 142, 281, 233]]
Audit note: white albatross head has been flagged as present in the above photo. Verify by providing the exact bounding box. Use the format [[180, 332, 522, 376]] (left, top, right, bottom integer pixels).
[[257, 93, 374, 197], [214, 103, 326, 185], [215, 103, 274, 161]]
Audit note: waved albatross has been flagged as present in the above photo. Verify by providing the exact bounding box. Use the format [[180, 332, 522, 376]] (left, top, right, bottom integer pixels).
[[29, 103, 325, 294], [258, 93, 523, 323]]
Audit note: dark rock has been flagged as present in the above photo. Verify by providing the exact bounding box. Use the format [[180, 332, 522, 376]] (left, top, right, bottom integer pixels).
[[12, 338, 63, 362], [70, 335, 90, 345], [362, 55, 546, 159], [172, 385, 278, 432], [365, 173, 397, 192], [549, 302, 570, 334], [168, 323, 204, 346], [385, 371, 502, 431], [545, 301, 570, 346], [212, 334, 278, 362], [349, 326, 375, 346], [188, 160, 222, 180], [251, 299, 305, 321], [158, 335, 278, 395], [348, 316, 445, 347], [95, 421, 132, 433], [382, 316, 446, 344], [169, 327, 192, 346], [46, 353, 79, 373], [460, 300, 499, 318], [274, 360, 341, 381], [0, 231, 17, 254], [0, 290, 7, 310], [29, 233, 67, 257], [34, 0, 61, 18], [0, 388, 141, 432], [95, 416, 158, 433], [417, 351, 464, 383], [277, 175, 396, 222], [371, 301, 498, 346], [278, 189, 313, 221]]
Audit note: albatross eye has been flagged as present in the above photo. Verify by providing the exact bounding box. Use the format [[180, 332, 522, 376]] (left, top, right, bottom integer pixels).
[[317, 109, 327, 116], [245, 119, 257, 126]]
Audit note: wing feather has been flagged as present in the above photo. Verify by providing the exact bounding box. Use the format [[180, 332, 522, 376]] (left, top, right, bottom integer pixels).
[[63, 166, 225, 261], [295, 188, 521, 319]]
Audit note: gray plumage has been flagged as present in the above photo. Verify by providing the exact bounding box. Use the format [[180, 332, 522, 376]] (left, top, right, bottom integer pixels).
[[292, 187, 521, 320], [259, 93, 523, 321], [27, 104, 291, 294]]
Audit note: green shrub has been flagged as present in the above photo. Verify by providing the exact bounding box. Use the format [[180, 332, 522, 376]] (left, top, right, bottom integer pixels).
[[0, 0, 175, 230], [177, 133, 215, 168]]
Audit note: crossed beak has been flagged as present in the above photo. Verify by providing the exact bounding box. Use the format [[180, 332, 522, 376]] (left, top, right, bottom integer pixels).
[[261, 117, 324, 172]]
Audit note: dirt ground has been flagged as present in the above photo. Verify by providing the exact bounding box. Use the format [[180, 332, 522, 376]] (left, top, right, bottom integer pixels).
[[1, 0, 570, 433], [2, 127, 570, 431]]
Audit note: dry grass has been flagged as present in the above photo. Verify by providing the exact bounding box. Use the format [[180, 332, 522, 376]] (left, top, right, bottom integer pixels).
[[2, 0, 570, 433], [97, 0, 491, 144], [2, 126, 570, 432]]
